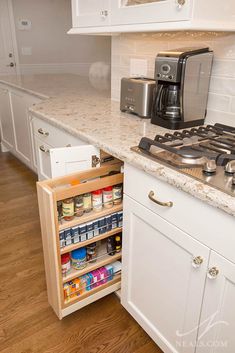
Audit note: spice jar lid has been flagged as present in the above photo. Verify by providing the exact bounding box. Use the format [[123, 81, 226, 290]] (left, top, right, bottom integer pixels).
[[61, 253, 70, 264], [103, 186, 113, 191], [115, 236, 121, 241], [71, 247, 86, 259], [92, 189, 102, 195]]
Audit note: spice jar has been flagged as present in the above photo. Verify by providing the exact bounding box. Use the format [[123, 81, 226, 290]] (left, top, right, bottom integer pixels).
[[86, 242, 97, 263], [103, 186, 113, 209], [74, 195, 84, 217], [107, 236, 115, 256], [92, 189, 103, 212], [83, 193, 92, 213], [113, 184, 123, 205], [57, 201, 63, 221], [62, 198, 74, 221], [71, 248, 87, 270], [115, 235, 122, 253], [61, 253, 71, 277]]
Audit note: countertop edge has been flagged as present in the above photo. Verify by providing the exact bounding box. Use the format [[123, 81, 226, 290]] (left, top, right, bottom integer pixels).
[[29, 107, 235, 218]]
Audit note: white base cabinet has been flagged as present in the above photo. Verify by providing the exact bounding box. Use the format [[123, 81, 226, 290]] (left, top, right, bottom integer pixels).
[[0, 87, 15, 152], [122, 163, 235, 353], [122, 195, 210, 353]]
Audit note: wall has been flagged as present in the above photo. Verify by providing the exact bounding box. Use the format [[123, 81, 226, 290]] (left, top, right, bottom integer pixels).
[[12, 0, 111, 76], [111, 32, 235, 126]]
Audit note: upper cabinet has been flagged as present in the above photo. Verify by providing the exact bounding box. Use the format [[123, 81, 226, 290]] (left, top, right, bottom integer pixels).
[[71, 0, 110, 28], [110, 0, 191, 26], [69, 0, 235, 34]]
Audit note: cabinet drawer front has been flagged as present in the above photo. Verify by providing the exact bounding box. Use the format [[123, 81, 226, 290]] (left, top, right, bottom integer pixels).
[[32, 117, 84, 148], [124, 164, 235, 263]]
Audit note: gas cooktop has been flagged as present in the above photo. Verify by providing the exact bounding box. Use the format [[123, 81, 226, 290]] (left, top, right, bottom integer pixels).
[[132, 123, 235, 196]]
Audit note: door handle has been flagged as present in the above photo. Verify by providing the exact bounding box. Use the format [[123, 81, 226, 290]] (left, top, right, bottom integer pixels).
[[39, 145, 49, 153], [148, 191, 173, 207], [38, 128, 49, 136], [6, 62, 15, 67]]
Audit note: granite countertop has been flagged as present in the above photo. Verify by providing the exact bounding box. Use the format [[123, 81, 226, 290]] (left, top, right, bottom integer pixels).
[[0, 73, 234, 217]]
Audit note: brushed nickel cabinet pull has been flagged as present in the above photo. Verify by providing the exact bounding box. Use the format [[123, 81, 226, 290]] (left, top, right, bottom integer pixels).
[[207, 267, 219, 279], [148, 191, 173, 207], [39, 145, 49, 153], [38, 128, 49, 136]]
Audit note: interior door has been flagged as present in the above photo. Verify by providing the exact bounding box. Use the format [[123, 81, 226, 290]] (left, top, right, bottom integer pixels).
[[0, 87, 15, 150], [111, 0, 192, 26], [121, 195, 210, 353], [72, 0, 110, 28], [0, 0, 17, 74], [196, 252, 235, 353]]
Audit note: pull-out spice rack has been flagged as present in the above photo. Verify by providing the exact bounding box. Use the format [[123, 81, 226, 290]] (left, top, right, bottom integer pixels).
[[37, 163, 123, 319]]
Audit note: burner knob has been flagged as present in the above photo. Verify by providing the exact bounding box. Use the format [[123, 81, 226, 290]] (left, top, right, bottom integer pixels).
[[203, 160, 217, 174], [225, 161, 235, 174]]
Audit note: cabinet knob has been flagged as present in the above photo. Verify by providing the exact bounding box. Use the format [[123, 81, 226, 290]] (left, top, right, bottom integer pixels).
[[38, 128, 49, 136], [176, 0, 185, 9], [207, 267, 219, 279], [39, 145, 49, 153], [148, 191, 173, 208], [100, 10, 108, 19], [192, 256, 203, 268]]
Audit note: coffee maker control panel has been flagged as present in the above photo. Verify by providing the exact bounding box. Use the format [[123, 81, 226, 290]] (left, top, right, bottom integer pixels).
[[155, 57, 181, 83]]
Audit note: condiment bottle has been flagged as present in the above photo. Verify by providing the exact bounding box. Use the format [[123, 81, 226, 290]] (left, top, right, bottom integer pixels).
[[71, 248, 87, 270], [92, 189, 103, 212], [61, 253, 71, 277], [107, 236, 115, 256], [115, 235, 122, 253], [62, 198, 74, 221], [83, 193, 92, 213], [86, 242, 97, 263], [74, 195, 84, 217], [103, 186, 113, 209], [113, 184, 123, 205]]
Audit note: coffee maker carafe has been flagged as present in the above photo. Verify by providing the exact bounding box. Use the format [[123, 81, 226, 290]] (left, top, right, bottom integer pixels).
[[151, 47, 213, 130]]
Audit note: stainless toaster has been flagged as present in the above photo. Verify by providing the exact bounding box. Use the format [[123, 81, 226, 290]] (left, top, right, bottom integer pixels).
[[120, 77, 156, 118]]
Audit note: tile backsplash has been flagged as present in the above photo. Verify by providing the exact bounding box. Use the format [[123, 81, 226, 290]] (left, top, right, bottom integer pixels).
[[111, 31, 235, 126]]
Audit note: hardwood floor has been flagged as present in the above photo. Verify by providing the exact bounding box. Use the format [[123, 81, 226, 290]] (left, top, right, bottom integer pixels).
[[0, 152, 162, 353]]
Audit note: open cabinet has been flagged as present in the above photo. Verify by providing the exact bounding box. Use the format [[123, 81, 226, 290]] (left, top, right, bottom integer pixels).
[[37, 162, 123, 319]]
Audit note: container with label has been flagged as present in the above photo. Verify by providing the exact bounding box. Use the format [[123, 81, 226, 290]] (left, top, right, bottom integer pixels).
[[111, 213, 118, 229], [105, 215, 112, 231], [62, 198, 74, 221], [74, 195, 84, 217], [61, 253, 71, 277], [93, 219, 99, 236], [64, 228, 72, 246], [115, 235, 122, 253], [87, 222, 94, 240], [113, 184, 123, 205], [83, 193, 92, 213], [71, 248, 87, 270], [107, 236, 115, 256], [59, 230, 65, 248], [92, 189, 103, 212], [98, 217, 107, 234], [86, 242, 97, 263], [78, 223, 87, 242], [117, 212, 123, 228], [103, 186, 113, 209], [71, 226, 80, 244]]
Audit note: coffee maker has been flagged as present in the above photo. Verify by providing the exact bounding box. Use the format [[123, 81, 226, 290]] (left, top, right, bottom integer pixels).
[[151, 47, 213, 130]]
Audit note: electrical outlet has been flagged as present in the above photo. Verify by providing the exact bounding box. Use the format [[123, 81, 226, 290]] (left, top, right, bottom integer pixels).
[[130, 58, 148, 77], [21, 47, 32, 56]]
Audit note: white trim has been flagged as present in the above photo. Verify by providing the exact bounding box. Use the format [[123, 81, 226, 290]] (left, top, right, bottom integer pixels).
[[7, 0, 20, 75], [19, 63, 91, 76]]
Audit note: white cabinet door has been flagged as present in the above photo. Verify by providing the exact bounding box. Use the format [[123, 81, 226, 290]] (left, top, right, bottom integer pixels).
[[121, 195, 210, 353], [10, 90, 41, 169], [111, 0, 191, 26], [35, 141, 100, 180], [0, 87, 15, 151], [196, 252, 235, 353], [72, 0, 110, 28]]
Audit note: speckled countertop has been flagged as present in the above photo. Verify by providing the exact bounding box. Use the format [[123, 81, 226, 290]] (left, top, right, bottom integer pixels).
[[1, 73, 234, 217]]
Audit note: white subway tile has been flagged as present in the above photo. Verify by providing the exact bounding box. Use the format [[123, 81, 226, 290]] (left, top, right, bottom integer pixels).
[[207, 93, 231, 112]]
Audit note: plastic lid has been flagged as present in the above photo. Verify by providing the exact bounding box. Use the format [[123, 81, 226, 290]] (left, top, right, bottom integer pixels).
[[61, 253, 70, 264], [92, 189, 102, 195], [71, 247, 86, 259], [70, 180, 80, 186], [103, 186, 113, 192], [115, 236, 121, 241]]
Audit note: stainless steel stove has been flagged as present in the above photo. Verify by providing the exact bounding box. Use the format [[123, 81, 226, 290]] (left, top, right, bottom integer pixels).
[[132, 123, 235, 196]]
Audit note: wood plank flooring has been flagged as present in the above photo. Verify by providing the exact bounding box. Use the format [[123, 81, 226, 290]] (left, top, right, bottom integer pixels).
[[0, 152, 162, 353]]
